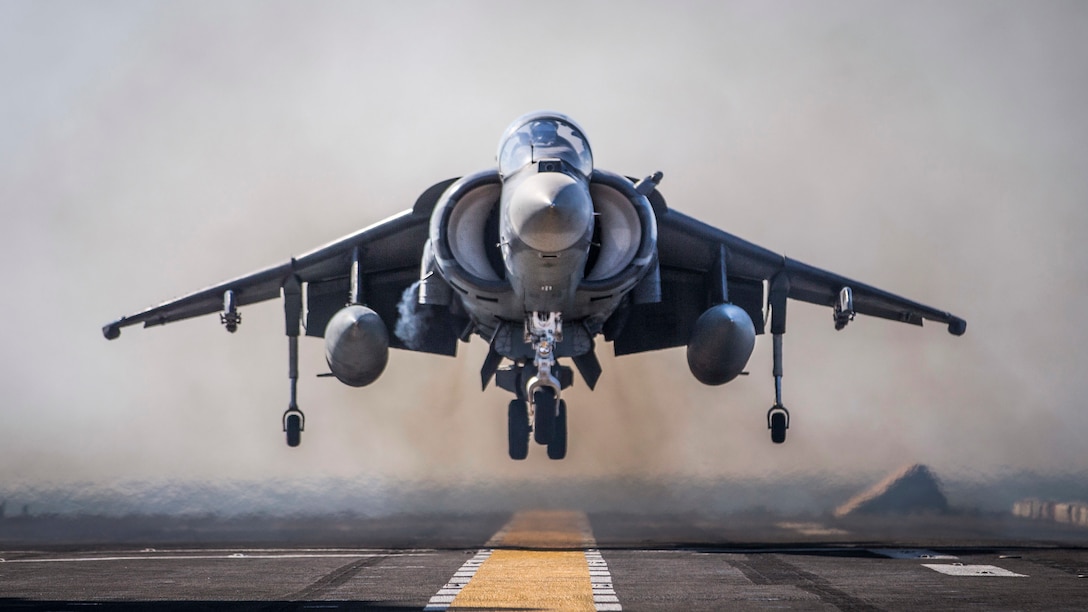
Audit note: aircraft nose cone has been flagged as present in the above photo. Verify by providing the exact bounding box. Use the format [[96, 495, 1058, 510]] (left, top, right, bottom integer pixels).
[[507, 172, 593, 253]]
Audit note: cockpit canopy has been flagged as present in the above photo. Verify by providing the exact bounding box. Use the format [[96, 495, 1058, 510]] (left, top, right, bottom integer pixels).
[[497, 111, 593, 178]]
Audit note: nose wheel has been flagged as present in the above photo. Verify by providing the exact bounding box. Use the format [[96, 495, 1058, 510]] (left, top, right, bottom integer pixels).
[[508, 400, 530, 460], [546, 400, 567, 460], [533, 388, 558, 445], [506, 393, 568, 460]]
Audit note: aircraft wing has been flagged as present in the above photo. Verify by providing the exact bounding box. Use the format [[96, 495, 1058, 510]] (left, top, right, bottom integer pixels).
[[103, 179, 461, 354], [610, 199, 966, 355]]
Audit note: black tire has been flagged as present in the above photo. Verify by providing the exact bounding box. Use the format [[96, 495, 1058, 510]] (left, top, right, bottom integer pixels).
[[286, 413, 302, 448], [508, 400, 529, 460], [770, 411, 787, 444], [547, 400, 567, 460], [533, 389, 557, 445]]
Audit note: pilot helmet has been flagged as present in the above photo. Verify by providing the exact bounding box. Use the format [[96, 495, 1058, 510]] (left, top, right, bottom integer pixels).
[[529, 119, 559, 145]]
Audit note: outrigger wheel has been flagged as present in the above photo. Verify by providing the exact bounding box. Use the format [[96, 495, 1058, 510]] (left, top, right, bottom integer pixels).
[[768, 405, 789, 444], [284, 409, 304, 448]]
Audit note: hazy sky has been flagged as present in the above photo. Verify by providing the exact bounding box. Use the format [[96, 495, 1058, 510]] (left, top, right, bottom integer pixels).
[[2, 1, 1086, 497]]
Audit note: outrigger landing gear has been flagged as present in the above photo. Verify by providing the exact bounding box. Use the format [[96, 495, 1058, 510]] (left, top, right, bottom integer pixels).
[[284, 408, 304, 447], [283, 334, 305, 447], [768, 276, 790, 445], [768, 406, 789, 445], [282, 277, 305, 448], [768, 331, 790, 445]]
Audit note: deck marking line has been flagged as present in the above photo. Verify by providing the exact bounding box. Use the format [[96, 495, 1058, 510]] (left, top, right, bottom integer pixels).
[[586, 549, 622, 611], [423, 549, 491, 611], [0, 553, 387, 564], [923, 564, 1027, 577], [871, 548, 958, 560]]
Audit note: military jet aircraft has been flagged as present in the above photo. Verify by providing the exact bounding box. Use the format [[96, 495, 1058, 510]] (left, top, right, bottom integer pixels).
[[103, 111, 966, 459]]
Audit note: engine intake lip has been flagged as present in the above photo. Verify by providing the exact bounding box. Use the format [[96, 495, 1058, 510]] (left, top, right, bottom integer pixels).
[[578, 170, 659, 292], [429, 170, 512, 295]]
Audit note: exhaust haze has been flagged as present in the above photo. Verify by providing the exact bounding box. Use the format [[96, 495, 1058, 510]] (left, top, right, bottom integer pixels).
[[2, 1, 1087, 515]]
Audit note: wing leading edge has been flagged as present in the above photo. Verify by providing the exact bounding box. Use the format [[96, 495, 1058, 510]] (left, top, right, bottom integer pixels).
[[102, 210, 420, 337], [103, 178, 459, 345], [611, 199, 965, 356]]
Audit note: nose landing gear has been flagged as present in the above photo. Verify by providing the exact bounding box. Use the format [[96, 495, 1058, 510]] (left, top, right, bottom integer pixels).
[[501, 367, 573, 461], [498, 312, 572, 460]]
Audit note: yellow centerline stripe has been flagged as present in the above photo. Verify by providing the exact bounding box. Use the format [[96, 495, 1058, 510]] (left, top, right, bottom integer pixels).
[[424, 510, 621, 611], [486, 509, 596, 549], [451, 549, 595, 611]]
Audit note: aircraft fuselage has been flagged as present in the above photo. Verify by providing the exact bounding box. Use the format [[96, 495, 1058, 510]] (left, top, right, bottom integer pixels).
[[499, 166, 595, 314]]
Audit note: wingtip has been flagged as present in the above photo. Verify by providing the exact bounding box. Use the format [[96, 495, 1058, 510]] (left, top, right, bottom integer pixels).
[[948, 317, 967, 336], [102, 322, 122, 340]]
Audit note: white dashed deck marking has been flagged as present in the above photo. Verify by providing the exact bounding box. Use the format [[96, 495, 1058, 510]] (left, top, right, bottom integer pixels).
[[586, 549, 622, 611], [423, 549, 491, 611]]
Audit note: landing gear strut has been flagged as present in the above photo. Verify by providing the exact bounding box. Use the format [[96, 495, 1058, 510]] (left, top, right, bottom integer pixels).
[[498, 312, 572, 460], [526, 312, 562, 405], [283, 335, 305, 447], [283, 277, 305, 447], [768, 275, 790, 445], [526, 312, 563, 457], [768, 332, 790, 445]]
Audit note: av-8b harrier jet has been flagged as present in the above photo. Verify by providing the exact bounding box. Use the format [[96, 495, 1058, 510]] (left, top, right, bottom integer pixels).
[[104, 111, 966, 459]]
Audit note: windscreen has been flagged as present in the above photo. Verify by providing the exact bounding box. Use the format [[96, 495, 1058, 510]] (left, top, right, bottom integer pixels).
[[498, 113, 593, 178]]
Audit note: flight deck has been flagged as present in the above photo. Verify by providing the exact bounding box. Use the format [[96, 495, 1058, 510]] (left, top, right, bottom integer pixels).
[[1, 510, 1085, 610]]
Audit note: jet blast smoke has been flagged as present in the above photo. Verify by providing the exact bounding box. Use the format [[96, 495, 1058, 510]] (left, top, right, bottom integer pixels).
[[2, 2, 1087, 527], [394, 280, 431, 350]]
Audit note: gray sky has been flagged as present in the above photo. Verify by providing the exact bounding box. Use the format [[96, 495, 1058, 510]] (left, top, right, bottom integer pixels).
[[2, 1, 1086, 501]]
